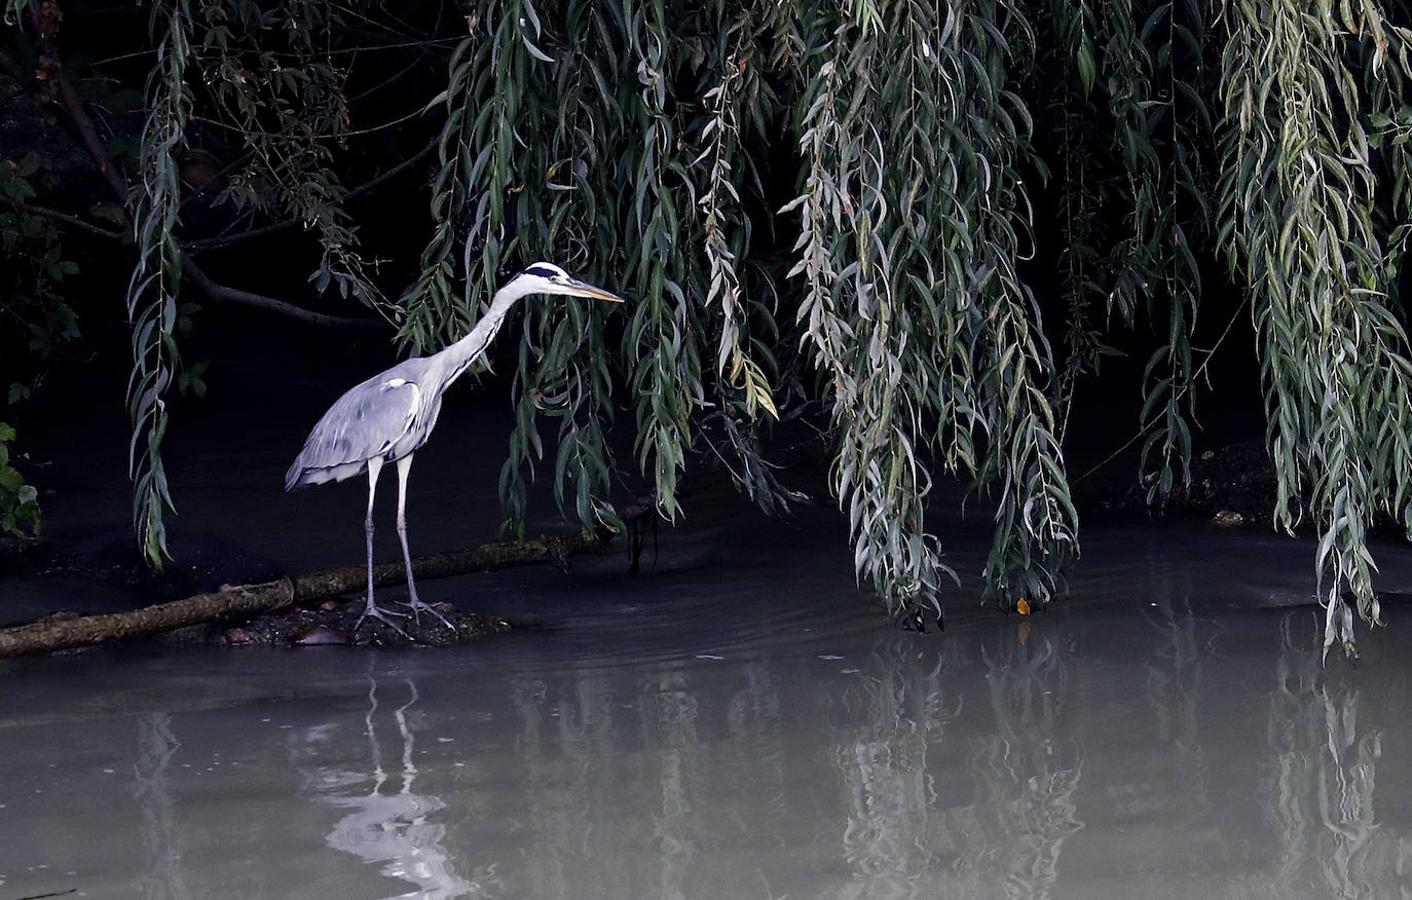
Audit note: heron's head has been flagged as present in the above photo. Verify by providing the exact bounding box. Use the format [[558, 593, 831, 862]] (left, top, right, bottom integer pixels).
[[513, 262, 624, 303]]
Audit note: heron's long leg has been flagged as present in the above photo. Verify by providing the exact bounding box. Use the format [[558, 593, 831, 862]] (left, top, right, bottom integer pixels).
[[356, 456, 408, 635], [395, 453, 453, 629], [365, 455, 381, 599]]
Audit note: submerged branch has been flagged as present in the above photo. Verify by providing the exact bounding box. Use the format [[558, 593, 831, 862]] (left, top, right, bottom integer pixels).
[[0, 531, 608, 658]]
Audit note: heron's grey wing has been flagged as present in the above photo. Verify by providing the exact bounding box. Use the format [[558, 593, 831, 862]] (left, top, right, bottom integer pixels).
[[285, 376, 420, 489]]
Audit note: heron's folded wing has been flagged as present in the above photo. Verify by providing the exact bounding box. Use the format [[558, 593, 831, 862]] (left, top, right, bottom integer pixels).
[[286, 377, 420, 487]]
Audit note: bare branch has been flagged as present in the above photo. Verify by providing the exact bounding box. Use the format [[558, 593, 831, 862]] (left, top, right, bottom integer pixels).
[[0, 199, 384, 329], [0, 531, 608, 657], [0, 199, 124, 241], [182, 255, 384, 330]]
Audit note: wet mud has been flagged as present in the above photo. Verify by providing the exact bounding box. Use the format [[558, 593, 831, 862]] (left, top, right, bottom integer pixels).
[[206, 596, 512, 649]]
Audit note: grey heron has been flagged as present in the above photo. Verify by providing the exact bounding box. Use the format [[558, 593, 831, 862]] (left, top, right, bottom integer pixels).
[[285, 263, 624, 632]]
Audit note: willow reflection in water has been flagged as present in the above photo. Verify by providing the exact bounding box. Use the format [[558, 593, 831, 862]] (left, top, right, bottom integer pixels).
[[504, 661, 791, 900], [1139, 584, 1210, 831], [300, 669, 486, 898], [830, 632, 1082, 900], [832, 637, 957, 896], [1128, 564, 1216, 879], [1248, 614, 1412, 899], [133, 712, 193, 900], [259, 591, 1412, 898]]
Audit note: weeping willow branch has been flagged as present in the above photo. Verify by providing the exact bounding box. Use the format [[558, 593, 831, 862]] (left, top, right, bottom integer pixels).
[[1218, 0, 1412, 657], [691, 4, 796, 511], [697, 10, 776, 420], [783, 1, 1078, 623], [125, 0, 192, 569], [1084, 0, 1209, 505], [787, 13, 949, 624], [398, 32, 498, 349], [949, 1, 1077, 607], [623, 0, 703, 522], [499, 0, 622, 538], [1137, 0, 1208, 504], [1052, 0, 1104, 442]]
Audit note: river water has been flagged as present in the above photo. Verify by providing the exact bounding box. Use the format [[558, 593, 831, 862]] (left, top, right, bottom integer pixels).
[[5, 352, 1412, 898]]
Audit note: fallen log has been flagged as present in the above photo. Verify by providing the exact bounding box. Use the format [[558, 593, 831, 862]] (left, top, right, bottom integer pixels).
[[0, 532, 606, 659]]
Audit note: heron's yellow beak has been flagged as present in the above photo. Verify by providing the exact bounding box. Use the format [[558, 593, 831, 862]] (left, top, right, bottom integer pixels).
[[567, 278, 625, 303]]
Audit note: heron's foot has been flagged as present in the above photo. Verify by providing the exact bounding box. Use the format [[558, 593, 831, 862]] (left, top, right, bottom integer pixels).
[[404, 597, 455, 631], [355, 599, 410, 638]]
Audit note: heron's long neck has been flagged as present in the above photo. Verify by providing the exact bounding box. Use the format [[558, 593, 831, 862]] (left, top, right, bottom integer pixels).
[[431, 282, 527, 388]]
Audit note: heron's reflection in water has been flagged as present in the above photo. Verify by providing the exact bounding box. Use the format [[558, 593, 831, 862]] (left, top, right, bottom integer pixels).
[[303, 666, 484, 899]]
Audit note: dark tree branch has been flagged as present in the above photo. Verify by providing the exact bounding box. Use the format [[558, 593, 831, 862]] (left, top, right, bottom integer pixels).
[[182, 137, 438, 252], [348, 53, 429, 104], [31, 5, 130, 203], [1, 199, 386, 329], [182, 255, 384, 329], [0, 198, 123, 240], [27, 26, 389, 331]]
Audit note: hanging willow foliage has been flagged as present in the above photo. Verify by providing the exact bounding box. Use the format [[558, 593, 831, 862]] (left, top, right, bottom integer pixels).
[[1106, 0, 1208, 504], [785, 0, 1076, 621], [1217, 0, 1412, 657], [1049, 0, 1209, 502], [126, 0, 192, 567], [194, 0, 386, 313], [16, 0, 1412, 648]]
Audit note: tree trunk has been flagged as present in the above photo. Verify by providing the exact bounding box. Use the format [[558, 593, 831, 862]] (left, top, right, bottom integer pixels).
[[0, 532, 605, 658]]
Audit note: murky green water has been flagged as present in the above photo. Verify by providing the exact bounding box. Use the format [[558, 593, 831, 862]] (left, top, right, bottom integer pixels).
[[5, 353, 1412, 898], [6, 510, 1412, 898]]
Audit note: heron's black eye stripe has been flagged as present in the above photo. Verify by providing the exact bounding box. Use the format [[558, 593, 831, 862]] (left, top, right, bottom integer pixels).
[[523, 265, 559, 279]]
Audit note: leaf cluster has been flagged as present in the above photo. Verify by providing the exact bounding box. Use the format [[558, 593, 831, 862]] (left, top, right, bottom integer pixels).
[[0, 422, 40, 538]]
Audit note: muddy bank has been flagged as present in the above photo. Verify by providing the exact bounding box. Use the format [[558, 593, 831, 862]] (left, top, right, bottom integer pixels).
[[195, 596, 512, 648], [1, 531, 609, 657], [1089, 438, 1281, 526]]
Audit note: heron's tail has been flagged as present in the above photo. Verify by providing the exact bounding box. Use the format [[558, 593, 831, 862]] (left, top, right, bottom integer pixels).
[[284, 461, 309, 492], [285, 455, 363, 490]]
